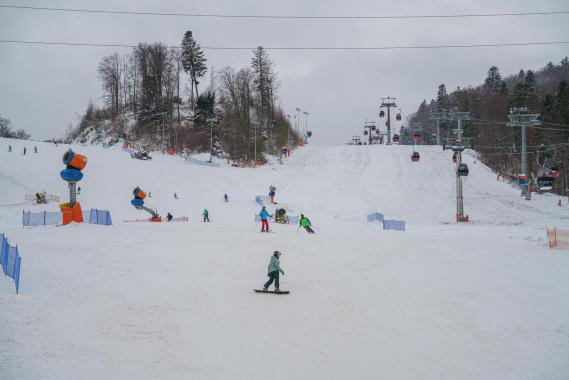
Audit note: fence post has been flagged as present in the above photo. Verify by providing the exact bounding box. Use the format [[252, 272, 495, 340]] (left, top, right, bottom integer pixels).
[[554, 228, 557, 248], [44, 210, 46, 226]]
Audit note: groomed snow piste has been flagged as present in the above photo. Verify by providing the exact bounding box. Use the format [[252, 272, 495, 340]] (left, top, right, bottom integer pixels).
[[1, 138, 568, 379]]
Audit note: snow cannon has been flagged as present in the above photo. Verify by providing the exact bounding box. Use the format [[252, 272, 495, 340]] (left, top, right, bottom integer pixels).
[[131, 186, 160, 221], [59, 149, 87, 224]]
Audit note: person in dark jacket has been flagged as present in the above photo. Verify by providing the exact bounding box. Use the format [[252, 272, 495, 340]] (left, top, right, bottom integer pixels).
[[263, 251, 285, 291], [166, 212, 173, 222]]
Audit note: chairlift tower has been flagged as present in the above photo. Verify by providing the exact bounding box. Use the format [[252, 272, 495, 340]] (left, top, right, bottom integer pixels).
[[448, 111, 471, 222], [363, 120, 377, 145], [429, 111, 448, 146], [380, 97, 397, 145], [507, 107, 541, 200]]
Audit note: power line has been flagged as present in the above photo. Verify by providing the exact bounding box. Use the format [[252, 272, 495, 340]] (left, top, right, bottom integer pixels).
[[471, 118, 569, 132], [1, 5, 569, 20], [1, 39, 569, 51]]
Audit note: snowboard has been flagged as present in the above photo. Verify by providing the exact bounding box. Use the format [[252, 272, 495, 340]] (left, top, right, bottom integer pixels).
[[254, 289, 290, 294]]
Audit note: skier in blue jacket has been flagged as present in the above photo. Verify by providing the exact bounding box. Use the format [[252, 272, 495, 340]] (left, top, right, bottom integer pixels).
[[263, 251, 284, 291], [259, 206, 272, 232]]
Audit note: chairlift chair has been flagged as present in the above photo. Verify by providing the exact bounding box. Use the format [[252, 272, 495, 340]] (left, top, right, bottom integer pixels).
[[537, 175, 555, 191]]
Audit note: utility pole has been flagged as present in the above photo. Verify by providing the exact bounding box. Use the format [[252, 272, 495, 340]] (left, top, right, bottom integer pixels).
[[429, 111, 447, 146], [286, 114, 291, 154], [380, 97, 397, 145], [448, 111, 470, 222], [295, 107, 301, 137], [507, 107, 540, 200], [303, 111, 309, 142]]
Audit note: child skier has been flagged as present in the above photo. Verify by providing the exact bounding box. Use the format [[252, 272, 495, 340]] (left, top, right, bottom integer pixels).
[[203, 209, 210, 222], [263, 251, 285, 292], [299, 214, 314, 233], [259, 206, 272, 232]]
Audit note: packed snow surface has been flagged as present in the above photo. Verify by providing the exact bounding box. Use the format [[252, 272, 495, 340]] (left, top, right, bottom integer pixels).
[[1, 138, 568, 379]]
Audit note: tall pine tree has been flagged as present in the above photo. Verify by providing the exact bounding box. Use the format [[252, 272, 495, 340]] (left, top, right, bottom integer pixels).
[[181, 31, 207, 108]]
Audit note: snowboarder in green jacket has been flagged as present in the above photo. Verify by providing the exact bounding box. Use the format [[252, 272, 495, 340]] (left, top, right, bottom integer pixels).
[[299, 214, 314, 234], [263, 251, 285, 291]]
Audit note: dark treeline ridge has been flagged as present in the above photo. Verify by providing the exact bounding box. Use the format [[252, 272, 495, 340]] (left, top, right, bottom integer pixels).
[[0, 114, 31, 140], [67, 31, 299, 163], [404, 56, 569, 195]]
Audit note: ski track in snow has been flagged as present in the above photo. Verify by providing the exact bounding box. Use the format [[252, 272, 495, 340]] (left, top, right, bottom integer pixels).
[[0, 138, 568, 380]]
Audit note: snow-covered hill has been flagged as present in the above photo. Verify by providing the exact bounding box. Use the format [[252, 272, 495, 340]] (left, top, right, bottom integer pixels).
[[1, 138, 568, 379]]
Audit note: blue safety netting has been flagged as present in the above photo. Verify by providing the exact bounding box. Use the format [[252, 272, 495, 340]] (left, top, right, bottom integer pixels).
[[22, 209, 112, 227], [184, 156, 221, 167], [88, 209, 113, 225], [255, 195, 271, 205], [22, 210, 62, 226], [383, 220, 406, 231], [0, 234, 21, 293], [367, 213, 385, 222]]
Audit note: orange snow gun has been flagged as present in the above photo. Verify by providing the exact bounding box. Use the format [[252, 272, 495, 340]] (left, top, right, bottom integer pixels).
[[63, 150, 87, 170], [133, 187, 146, 200]]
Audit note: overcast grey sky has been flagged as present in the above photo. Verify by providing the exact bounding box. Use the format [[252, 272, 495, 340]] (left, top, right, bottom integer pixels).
[[0, 0, 568, 144]]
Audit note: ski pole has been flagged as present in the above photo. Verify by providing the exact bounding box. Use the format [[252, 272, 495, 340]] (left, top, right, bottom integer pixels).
[[296, 225, 301, 233]]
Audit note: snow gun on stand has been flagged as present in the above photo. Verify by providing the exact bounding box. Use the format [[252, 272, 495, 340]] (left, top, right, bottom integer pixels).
[[131, 187, 161, 222], [59, 149, 87, 224]]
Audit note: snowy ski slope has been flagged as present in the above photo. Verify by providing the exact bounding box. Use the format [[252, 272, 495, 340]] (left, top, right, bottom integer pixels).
[[0, 138, 568, 379]]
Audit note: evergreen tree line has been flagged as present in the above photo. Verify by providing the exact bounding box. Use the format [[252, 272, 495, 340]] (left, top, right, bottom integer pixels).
[[68, 31, 298, 163], [403, 56, 569, 194]]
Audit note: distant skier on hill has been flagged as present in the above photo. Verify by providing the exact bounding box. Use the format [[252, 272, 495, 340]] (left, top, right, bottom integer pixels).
[[263, 251, 285, 292], [299, 214, 314, 234], [23, 147, 26, 155], [8, 145, 12, 152], [77, 186, 81, 195], [34, 146, 38, 153], [174, 193, 178, 199], [166, 212, 173, 222], [259, 206, 272, 232], [224, 193, 228, 202], [203, 209, 210, 222]]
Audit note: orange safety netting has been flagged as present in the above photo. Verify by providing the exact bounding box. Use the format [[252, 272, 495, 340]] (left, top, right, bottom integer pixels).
[[546, 228, 569, 249]]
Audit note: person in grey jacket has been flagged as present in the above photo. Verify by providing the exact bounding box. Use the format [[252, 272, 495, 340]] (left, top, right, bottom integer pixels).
[[263, 251, 285, 291]]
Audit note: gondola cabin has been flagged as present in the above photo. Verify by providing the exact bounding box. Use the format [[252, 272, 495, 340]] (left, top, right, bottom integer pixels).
[[457, 163, 469, 176], [396, 113, 402, 121], [411, 152, 420, 162], [392, 134, 400, 143], [544, 158, 559, 176], [379, 110, 385, 118]]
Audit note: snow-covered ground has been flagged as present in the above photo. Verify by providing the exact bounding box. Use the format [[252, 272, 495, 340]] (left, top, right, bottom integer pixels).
[[1, 137, 568, 379]]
